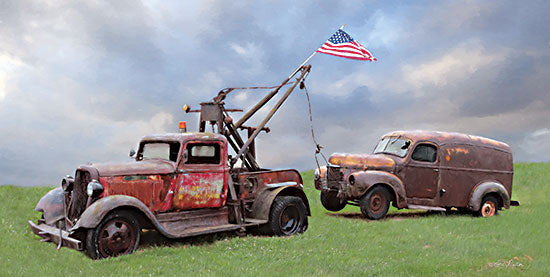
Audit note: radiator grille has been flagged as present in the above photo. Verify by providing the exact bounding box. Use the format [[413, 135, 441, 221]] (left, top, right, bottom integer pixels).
[[67, 170, 90, 222]]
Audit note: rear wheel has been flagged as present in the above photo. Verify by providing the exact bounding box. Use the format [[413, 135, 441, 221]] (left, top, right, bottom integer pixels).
[[360, 186, 391, 220], [477, 195, 499, 217], [266, 196, 308, 236], [320, 190, 347, 212], [86, 210, 140, 259]]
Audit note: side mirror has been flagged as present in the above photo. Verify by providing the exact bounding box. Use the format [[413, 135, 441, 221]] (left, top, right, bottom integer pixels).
[[401, 141, 411, 150], [129, 149, 136, 158]]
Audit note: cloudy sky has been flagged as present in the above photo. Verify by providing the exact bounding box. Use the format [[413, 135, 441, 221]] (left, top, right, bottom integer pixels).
[[1, 0, 549, 186]]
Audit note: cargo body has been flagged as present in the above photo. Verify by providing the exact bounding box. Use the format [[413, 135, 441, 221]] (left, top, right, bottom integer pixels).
[[315, 130, 518, 219]]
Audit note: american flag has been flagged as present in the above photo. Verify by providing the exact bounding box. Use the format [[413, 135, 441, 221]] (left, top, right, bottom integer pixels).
[[316, 29, 377, 61]]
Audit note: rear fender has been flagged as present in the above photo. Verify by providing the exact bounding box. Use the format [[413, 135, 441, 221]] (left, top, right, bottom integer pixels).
[[469, 182, 510, 211], [35, 187, 65, 225], [349, 170, 407, 208], [69, 195, 175, 238], [251, 186, 311, 220]]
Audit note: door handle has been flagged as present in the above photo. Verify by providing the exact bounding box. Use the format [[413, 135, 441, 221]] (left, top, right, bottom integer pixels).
[[433, 168, 439, 172]]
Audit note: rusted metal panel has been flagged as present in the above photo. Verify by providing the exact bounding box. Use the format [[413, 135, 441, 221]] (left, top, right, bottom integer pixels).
[[35, 187, 65, 225], [468, 182, 511, 210], [239, 169, 309, 219], [348, 170, 407, 208], [157, 207, 229, 234], [382, 130, 511, 152], [101, 175, 171, 212], [250, 185, 311, 220], [328, 153, 395, 170], [93, 160, 176, 177], [239, 169, 303, 188], [70, 195, 168, 233], [400, 161, 439, 199], [172, 172, 227, 209]]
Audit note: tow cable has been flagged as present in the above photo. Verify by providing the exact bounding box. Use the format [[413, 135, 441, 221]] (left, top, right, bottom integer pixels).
[[299, 77, 328, 173]]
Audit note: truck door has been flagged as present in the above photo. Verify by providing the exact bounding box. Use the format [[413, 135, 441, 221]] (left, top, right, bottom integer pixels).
[[172, 141, 228, 210], [402, 143, 439, 199]]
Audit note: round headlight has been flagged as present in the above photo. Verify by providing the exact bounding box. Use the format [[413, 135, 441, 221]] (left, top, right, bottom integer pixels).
[[61, 175, 74, 192], [87, 180, 104, 198]]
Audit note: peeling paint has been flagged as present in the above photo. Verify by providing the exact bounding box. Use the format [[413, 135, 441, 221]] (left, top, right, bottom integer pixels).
[[173, 172, 226, 209]]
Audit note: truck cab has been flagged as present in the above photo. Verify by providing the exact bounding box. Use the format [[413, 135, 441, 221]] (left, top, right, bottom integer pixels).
[[315, 130, 518, 219]]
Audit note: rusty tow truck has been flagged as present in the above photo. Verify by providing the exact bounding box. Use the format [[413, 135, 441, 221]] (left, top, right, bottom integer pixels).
[[29, 66, 313, 259], [315, 130, 519, 219]]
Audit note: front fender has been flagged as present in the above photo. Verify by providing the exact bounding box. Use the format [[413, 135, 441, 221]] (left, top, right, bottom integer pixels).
[[469, 182, 510, 211], [251, 186, 311, 220], [349, 170, 407, 208], [69, 195, 175, 237], [35, 187, 65, 225]]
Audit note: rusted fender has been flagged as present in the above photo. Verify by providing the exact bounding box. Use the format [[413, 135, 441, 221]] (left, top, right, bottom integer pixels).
[[329, 153, 395, 171], [251, 186, 311, 220], [70, 195, 177, 238], [348, 170, 407, 208], [469, 182, 510, 211], [35, 187, 65, 225]]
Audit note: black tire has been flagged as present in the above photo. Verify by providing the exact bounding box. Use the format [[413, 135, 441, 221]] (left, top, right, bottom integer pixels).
[[86, 210, 140, 259], [266, 196, 308, 236], [476, 195, 499, 217], [360, 186, 391, 220], [320, 190, 347, 212]]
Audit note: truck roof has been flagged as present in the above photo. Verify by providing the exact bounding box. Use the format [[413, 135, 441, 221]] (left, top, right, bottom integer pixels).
[[140, 132, 227, 143], [382, 130, 510, 152]]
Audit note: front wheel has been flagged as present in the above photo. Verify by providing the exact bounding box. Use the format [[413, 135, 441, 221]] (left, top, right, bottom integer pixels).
[[476, 195, 499, 217], [320, 190, 347, 212], [266, 196, 308, 236], [360, 186, 391, 220], [85, 210, 140, 259]]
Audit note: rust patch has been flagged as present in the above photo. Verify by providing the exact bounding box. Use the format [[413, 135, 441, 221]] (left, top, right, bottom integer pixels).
[[328, 153, 395, 169], [101, 175, 167, 212], [173, 173, 226, 209]]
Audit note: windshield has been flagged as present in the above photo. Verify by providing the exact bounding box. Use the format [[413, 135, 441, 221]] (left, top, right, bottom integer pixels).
[[373, 136, 411, 157], [138, 142, 180, 162]]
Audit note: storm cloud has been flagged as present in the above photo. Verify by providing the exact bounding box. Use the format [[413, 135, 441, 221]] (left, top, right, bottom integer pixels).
[[0, 0, 548, 186]]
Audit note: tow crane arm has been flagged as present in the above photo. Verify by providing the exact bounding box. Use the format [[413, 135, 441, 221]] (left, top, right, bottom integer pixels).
[[185, 65, 312, 171]]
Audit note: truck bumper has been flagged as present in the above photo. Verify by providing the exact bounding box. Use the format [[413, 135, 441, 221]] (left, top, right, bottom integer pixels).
[[28, 220, 83, 251]]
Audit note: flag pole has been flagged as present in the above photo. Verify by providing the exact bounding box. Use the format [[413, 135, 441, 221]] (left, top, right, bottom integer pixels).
[[287, 24, 346, 79]]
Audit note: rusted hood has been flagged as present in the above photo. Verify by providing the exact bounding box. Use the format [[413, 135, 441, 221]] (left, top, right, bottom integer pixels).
[[92, 160, 176, 177], [329, 153, 395, 171]]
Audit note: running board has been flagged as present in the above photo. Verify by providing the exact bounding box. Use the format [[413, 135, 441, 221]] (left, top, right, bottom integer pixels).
[[166, 219, 268, 238], [407, 204, 446, 212]]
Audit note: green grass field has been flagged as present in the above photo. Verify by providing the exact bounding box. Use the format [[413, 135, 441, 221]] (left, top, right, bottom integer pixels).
[[1, 163, 549, 276]]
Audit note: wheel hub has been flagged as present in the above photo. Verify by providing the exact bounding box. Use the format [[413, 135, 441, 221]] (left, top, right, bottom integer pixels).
[[370, 194, 384, 212], [481, 201, 496, 217], [98, 220, 135, 257], [280, 205, 300, 235]]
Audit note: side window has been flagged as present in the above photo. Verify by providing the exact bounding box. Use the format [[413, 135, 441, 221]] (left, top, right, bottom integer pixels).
[[411, 144, 437, 163], [185, 143, 220, 164]]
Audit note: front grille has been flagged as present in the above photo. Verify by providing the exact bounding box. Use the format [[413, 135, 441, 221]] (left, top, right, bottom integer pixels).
[[67, 170, 90, 222], [326, 166, 343, 189]]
